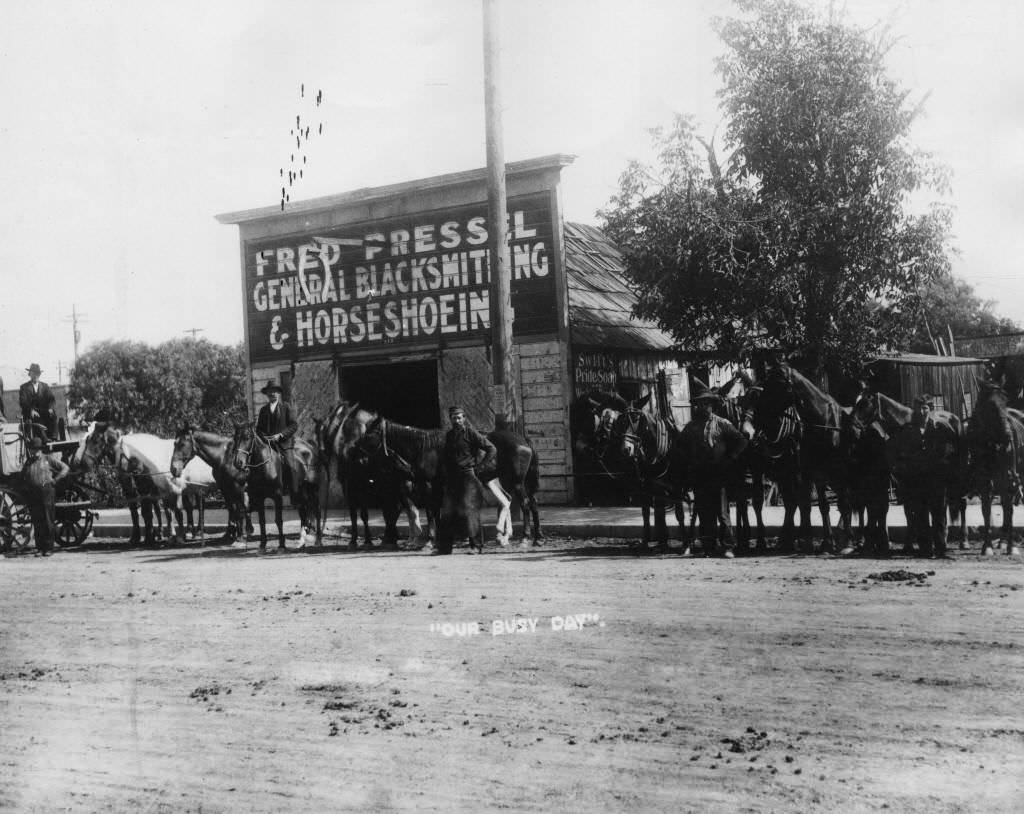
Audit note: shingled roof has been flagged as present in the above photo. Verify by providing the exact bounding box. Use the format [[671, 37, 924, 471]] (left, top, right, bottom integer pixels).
[[563, 222, 676, 352]]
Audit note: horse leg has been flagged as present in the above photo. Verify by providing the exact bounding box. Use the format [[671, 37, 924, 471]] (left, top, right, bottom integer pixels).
[[980, 490, 994, 556], [1001, 488, 1016, 556], [814, 480, 834, 554], [273, 495, 285, 550], [127, 502, 142, 546], [752, 475, 767, 554], [484, 478, 512, 546], [255, 499, 268, 551], [141, 500, 157, 547], [654, 498, 668, 554], [637, 501, 652, 554]]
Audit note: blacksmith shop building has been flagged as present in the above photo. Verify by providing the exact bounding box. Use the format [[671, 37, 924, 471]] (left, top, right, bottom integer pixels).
[[217, 155, 687, 504]]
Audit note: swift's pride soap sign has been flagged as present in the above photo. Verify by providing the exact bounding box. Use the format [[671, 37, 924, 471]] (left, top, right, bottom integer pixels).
[[244, 192, 558, 362]]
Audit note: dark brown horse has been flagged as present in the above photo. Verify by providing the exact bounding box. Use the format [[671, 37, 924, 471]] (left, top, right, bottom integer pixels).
[[852, 389, 965, 556], [319, 404, 420, 549], [232, 422, 322, 552], [756, 362, 854, 554], [966, 382, 1024, 555], [606, 396, 687, 553], [171, 425, 251, 542]]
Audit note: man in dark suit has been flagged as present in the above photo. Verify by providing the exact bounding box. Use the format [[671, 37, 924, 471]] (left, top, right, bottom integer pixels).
[[255, 379, 301, 495], [20, 363, 57, 441]]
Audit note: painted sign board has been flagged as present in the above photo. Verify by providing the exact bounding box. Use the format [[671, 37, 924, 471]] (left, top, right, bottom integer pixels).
[[244, 192, 557, 363]]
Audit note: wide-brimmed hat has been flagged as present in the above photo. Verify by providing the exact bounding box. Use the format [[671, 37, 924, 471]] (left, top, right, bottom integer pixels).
[[913, 393, 935, 408], [261, 380, 284, 395], [691, 382, 722, 403], [28, 436, 45, 451], [26, 363, 42, 375]]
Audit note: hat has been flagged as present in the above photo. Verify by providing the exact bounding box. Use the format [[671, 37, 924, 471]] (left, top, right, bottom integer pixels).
[[913, 394, 935, 408], [28, 437, 45, 451], [448, 405, 465, 417], [93, 409, 111, 424], [26, 363, 42, 375], [691, 382, 722, 403], [261, 380, 284, 395]]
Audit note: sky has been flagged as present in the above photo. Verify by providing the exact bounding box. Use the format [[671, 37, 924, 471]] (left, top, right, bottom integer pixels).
[[1, 0, 1022, 386]]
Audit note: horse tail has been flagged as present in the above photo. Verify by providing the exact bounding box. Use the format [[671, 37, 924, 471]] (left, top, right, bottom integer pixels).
[[526, 441, 540, 494]]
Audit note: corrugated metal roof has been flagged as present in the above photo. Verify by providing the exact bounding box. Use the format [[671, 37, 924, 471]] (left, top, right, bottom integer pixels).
[[564, 222, 676, 352], [872, 352, 984, 366]]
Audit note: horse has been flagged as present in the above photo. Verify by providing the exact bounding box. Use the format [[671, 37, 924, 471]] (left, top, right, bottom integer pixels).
[[756, 361, 855, 554], [571, 390, 629, 506], [232, 422, 322, 552], [171, 424, 251, 542], [706, 375, 768, 553], [78, 423, 215, 546], [966, 382, 1024, 556], [319, 404, 421, 550], [605, 395, 687, 554], [852, 389, 966, 556], [841, 406, 893, 556]]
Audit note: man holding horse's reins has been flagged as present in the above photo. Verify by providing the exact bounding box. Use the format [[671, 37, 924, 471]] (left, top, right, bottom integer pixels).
[[438, 406, 505, 553], [19, 362, 57, 442], [255, 380, 301, 496], [675, 383, 748, 558]]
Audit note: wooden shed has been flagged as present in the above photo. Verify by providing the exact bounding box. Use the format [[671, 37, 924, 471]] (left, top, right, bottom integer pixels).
[[866, 353, 987, 418]]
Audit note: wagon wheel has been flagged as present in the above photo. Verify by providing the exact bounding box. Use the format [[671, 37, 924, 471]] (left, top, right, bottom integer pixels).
[[55, 483, 94, 547], [1, 487, 33, 554]]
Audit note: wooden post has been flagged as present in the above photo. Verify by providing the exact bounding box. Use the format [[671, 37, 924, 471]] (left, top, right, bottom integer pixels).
[[483, 0, 517, 429]]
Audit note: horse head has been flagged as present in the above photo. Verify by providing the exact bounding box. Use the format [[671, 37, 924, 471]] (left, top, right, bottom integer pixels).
[[170, 422, 196, 478], [852, 387, 881, 429], [608, 405, 656, 473], [972, 381, 1012, 449], [339, 405, 378, 459], [78, 423, 119, 471]]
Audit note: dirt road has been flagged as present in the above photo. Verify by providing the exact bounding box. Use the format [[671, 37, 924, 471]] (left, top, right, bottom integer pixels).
[[1, 537, 1022, 812]]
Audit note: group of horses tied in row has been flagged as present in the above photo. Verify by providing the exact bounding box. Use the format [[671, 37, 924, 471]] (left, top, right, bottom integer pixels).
[[576, 361, 1024, 558], [71, 404, 542, 554]]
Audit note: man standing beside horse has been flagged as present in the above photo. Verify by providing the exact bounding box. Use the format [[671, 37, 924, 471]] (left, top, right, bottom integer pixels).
[[21, 436, 70, 557], [255, 380, 302, 497], [436, 406, 501, 554], [20, 363, 57, 442], [674, 383, 748, 558]]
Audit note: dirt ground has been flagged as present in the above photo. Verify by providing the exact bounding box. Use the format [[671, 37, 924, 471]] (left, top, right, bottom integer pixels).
[[1, 534, 1022, 813]]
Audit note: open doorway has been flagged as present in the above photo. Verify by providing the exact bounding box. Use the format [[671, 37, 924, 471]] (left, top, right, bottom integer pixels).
[[339, 359, 440, 428]]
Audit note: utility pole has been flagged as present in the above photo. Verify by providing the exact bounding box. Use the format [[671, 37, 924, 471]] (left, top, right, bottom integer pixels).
[[55, 360, 66, 386], [483, 0, 517, 430], [63, 304, 87, 370], [183, 328, 205, 339]]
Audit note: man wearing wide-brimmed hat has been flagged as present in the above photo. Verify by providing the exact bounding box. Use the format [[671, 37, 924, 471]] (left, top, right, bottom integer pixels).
[[21, 435, 70, 556], [19, 363, 57, 442], [674, 381, 749, 558], [255, 379, 301, 495]]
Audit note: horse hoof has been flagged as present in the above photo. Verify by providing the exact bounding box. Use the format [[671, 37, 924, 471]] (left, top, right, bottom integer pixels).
[[1006, 545, 1019, 556], [981, 545, 995, 556]]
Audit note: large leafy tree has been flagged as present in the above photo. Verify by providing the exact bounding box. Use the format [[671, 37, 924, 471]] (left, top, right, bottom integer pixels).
[[601, 0, 954, 376], [68, 338, 246, 436]]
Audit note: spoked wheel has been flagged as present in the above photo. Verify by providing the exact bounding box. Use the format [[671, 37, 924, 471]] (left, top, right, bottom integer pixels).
[[55, 483, 94, 547], [1, 487, 33, 554]]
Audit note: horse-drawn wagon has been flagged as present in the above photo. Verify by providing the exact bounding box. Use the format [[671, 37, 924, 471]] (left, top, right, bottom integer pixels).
[[0, 421, 95, 553]]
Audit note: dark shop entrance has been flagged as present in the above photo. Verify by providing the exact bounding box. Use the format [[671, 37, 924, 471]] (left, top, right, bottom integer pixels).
[[338, 358, 441, 428]]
